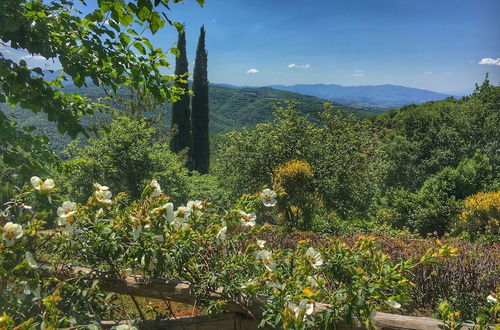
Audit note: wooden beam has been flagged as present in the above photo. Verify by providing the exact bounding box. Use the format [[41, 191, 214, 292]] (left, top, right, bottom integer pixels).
[[101, 313, 261, 330], [45, 264, 479, 329]]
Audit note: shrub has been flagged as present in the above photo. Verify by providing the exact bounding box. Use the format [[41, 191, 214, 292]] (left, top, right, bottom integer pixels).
[[455, 191, 500, 239], [272, 160, 316, 229]]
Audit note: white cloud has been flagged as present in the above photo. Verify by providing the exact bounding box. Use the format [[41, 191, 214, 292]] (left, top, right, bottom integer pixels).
[[246, 68, 258, 74], [288, 63, 310, 69], [352, 73, 364, 77], [211, 19, 217, 23], [478, 58, 500, 66], [21, 55, 47, 61], [424, 71, 433, 75]]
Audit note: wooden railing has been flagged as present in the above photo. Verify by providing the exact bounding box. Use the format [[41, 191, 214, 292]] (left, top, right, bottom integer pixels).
[[46, 264, 477, 329]]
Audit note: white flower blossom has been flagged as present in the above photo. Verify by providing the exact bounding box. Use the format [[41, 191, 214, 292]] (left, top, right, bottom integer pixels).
[[131, 216, 142, 240], [216, 226, 227, 243], [148, 180, 162, 198], [260, 188, 277, 207], [288, 299, 314, 320], [305, 247, 323, 269], [25, 251, 38, 269], [112, 325, 138, 330], [94, 183, 112, 204], [153, 202, 174, 223], [141, 255, 157, 272], [187, 200, 203, 216], [386, 299, 401, 309], [93, 183, 109, 191], [487, 295, 497, 304], [239, 211, 256, 227], [7, 281, 30, 301], [57, 201, 77, 231], [256, 250, 276, 272], [30, 176, 55, 194], [307, 275, 319, 288], [2, 222, 23, 247]]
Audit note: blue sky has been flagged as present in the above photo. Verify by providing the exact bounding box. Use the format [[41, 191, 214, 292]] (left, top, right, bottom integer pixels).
[[2, 0, 499, 93], [167, 0, 500, 93]]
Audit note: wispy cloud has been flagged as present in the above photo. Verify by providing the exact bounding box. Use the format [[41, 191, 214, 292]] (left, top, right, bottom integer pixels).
[[288, 63, 310, 69], [424, 71, 433, 75], [478, 58, 500, 66], [246, 68, 259, 74]]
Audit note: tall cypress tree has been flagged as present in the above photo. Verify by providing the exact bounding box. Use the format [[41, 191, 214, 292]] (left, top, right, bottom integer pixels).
[[169, 27, 192, 165], [191, 26, 209, 174]]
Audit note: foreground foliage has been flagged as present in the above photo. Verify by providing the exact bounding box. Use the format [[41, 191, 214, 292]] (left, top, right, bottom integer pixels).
[[3, 178, 496, 329]]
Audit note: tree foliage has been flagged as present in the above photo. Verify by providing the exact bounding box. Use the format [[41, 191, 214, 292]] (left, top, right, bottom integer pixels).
[[0, 0, 203, 172], [191, 26, 210, 173], [169, 27, 192, 162]]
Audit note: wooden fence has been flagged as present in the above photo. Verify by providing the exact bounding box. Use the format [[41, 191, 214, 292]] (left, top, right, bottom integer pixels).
[[46, 264, 477, 329]]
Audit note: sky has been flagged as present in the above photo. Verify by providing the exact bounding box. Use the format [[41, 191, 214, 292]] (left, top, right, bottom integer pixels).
[[2, 0, 499, 93]]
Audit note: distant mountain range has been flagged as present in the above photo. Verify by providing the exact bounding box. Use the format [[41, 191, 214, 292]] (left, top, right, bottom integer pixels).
[[266, 84, 454, 108]]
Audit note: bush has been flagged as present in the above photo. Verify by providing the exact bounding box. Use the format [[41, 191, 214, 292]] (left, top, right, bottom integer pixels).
[[374, 152, 497, 236], [455, 191, 500, 240], [272, 160, 316, 229]]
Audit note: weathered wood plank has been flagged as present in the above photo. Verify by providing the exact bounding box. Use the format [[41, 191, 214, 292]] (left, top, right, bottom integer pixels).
[[101, 313, 260, 330], [45, 264, 480, 329]]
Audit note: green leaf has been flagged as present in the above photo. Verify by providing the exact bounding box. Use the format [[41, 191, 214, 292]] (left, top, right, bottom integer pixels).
[[133, 42, 146, 55], [120, 13, 134, 26]]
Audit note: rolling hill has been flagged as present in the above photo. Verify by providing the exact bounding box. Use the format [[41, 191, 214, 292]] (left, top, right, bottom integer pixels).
[[268, 83, 453, 108], [1, 84, 368, 154]]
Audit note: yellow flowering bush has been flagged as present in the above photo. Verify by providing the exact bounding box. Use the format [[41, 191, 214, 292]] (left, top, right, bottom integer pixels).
[[272, 160, 317, 229], [456, 191, 500, 239]]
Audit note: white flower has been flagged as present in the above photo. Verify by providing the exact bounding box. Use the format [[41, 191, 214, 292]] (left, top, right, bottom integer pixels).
[[260, 188, 277, 207], [305, 247, 323, 269], [165, 203, 175, 223], [25, 251, 38, 269], [216, 226, 227, 243], [93, 183, 109, 191], [95, 189, 112, 204], [256, 250, 276, 272], [256, 239, 266, 248], [307, 275, 319, 288], [131, 216, 142, 240], [187, 200, 203, 216], [141, 255, 157, 272], [30, 176, 55, 194], [149, 180, 162, 198], [112, 325, 138, 330], [487, 295, 497, 304], [289, 300, 314, 320], [153, 202, 174, 223], [7, 281, 30, 301], [386, 299, 401, 309], [239, 211, 256, 227], [174, 206, 190, 221], [57, 201, 77, 231], [2, 222, 23, 247]]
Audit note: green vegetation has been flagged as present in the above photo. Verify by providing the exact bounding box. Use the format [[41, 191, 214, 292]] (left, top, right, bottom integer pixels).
[[0, 0, 498, 327], [191, 26, 210, 174], [169, 27, 192, 162]]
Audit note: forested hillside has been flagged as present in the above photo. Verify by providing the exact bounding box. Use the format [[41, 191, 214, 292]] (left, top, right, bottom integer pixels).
[[0, 84, 369, 153]]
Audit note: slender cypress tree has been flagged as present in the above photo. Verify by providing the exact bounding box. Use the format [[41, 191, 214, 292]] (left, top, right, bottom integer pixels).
[[191, 26, 209, 173], [169, 27, 192, 165]]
